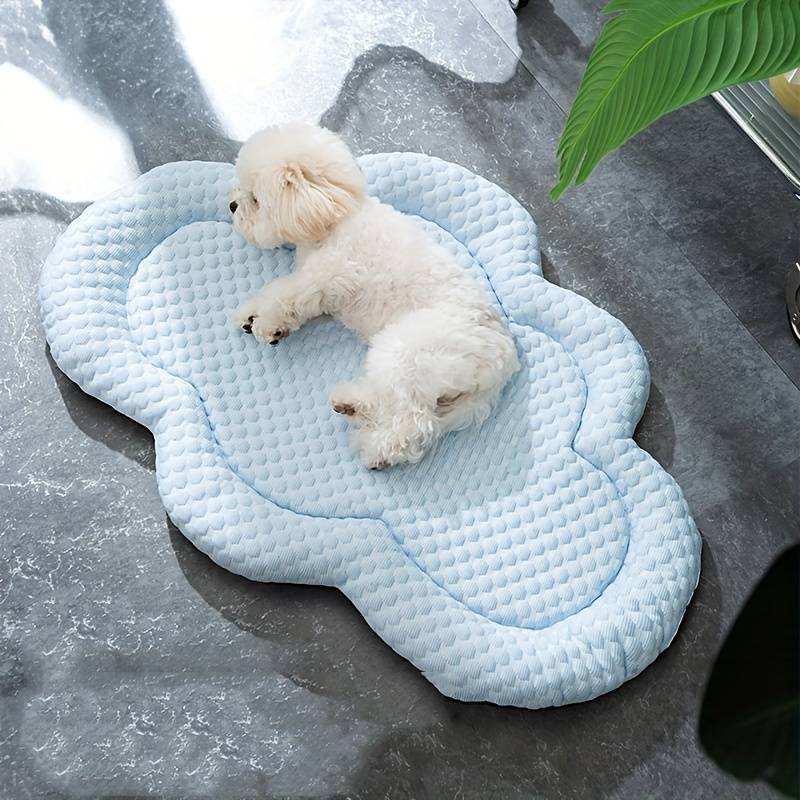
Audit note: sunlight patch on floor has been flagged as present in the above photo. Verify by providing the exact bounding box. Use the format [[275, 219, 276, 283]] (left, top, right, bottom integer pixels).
[[0, 63, 139, 201], [165, 0, 519, 141]]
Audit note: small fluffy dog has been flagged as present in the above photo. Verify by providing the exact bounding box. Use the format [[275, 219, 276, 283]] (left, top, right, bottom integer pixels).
[[231, 123, 519, 469]]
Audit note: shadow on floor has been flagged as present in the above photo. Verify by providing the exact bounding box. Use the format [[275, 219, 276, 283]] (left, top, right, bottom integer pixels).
[[634, 383, 676, 470], [540, 250, 562, 286], [40, 0, 238, 171], [320, 44, 532, 156], [46, 345, 156, 472], [0, 189, 88, 224]]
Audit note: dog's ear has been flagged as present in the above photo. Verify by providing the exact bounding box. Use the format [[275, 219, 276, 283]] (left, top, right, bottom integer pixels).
[[257, 160, 363, 243]]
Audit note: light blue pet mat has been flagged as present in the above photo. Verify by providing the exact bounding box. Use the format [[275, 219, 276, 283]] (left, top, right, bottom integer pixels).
[[40, 153, 701, 709]]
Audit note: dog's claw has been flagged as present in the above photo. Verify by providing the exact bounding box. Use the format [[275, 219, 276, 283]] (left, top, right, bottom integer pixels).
[[268, 329, 287, 345], [333, 402, 356, 416], [369, 460, 388, 471]]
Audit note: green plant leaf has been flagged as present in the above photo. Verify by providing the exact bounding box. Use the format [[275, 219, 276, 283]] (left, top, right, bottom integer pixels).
[[552, 0, 800, 200]]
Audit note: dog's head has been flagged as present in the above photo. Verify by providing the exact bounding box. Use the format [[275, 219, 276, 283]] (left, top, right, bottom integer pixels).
[[230, 123, 366, 248]]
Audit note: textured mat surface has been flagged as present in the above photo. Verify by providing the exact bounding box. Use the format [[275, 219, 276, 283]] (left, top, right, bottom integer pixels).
[[40, 154, 701, 708]]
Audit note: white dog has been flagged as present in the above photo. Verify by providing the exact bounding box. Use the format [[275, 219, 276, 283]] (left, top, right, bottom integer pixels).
[[231, 123, 519, 469]]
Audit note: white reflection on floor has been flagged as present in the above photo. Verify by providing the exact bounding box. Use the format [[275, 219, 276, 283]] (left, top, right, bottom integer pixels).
[[165, 0, 519, 141], [0, 63, 139, 201]]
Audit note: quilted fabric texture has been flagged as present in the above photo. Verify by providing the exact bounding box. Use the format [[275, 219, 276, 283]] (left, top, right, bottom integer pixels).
[[40, 154, 701, 708]]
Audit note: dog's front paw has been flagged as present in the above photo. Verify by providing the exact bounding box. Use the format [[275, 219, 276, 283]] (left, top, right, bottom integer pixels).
[[251, 316, 291, 346], [354, 429, 398, 471], [330, 382, 373, 419], [360, 445, 390, 471], [235, 301, 293, 345], [233, 300, 260, 334]]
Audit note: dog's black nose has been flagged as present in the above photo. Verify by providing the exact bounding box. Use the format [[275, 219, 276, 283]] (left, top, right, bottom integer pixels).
[[229, 200, 238, 213]]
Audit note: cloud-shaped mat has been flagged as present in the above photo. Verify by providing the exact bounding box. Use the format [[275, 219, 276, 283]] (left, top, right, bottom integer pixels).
[[40, 154, 701, 708]]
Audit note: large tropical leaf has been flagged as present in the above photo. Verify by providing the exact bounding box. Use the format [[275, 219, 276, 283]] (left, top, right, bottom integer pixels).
[[552, 0, 800, 200]]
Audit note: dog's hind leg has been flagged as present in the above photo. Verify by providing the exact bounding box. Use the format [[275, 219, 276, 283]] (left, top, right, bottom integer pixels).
[[434, 386, 499, 432], [329, 381, 378, 420], [351, 404, 439, 469]]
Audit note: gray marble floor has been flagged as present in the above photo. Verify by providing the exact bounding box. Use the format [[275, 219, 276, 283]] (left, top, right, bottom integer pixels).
[[1, 1, 797, 797]]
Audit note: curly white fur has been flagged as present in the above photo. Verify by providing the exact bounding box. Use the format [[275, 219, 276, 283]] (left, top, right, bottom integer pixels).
[[231, 123, 519, 469]]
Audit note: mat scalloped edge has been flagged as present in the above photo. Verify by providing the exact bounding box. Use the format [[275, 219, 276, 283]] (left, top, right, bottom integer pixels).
[[40, 153, 701, 708]]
